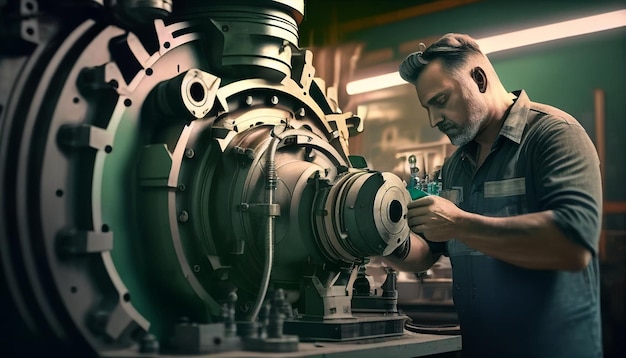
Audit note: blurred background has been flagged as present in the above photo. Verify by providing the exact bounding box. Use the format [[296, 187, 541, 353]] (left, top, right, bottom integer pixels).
[[298, 0, 625, 356]]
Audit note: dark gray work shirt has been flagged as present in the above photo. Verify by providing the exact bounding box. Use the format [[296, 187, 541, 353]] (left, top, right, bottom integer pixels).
[[435, 90, 603, 358]]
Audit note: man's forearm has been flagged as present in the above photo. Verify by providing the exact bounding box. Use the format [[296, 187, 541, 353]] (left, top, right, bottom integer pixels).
[[456, 210, 591, 271], [382, 232, 440, 273]]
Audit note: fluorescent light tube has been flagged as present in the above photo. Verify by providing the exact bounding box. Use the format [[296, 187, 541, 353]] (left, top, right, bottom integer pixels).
[[346, 9, 626, 95]]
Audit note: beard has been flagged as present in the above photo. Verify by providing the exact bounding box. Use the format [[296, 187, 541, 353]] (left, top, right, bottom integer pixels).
[[440, 118, 481, 146], [438, 96, 488, 146]]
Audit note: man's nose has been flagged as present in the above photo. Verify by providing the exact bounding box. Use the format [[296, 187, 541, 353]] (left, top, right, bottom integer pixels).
[[428, 110, 443, 128]]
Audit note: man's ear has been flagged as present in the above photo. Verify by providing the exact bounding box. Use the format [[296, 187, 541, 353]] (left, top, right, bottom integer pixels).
[[471, 67, 487, 93]]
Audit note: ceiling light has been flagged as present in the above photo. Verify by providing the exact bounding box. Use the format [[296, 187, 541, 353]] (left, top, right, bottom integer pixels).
[[346, 9, 626, 95]]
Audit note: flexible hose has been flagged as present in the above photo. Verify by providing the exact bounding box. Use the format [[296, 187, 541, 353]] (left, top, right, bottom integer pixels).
[[404, 321, 461, 335], [248, 133, 281, 322]]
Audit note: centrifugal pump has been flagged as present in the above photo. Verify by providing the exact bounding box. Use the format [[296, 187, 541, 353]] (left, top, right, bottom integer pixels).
[[1, 1, 411, 356]]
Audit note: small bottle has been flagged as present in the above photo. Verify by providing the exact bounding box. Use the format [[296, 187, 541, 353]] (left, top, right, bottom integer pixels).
[[407, 155, 428, 200], [421, 174, 430, 192], [407, 155, 420, 190]]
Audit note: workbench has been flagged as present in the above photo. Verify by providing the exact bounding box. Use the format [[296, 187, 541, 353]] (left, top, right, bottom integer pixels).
[[103, 332, 462, 358]]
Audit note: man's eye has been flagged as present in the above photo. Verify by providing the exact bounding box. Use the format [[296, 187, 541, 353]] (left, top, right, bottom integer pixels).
[[435, 95, 447, 106]]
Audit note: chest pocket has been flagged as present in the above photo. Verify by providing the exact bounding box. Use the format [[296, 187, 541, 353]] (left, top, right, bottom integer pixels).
[[483, 177, 528, 217]]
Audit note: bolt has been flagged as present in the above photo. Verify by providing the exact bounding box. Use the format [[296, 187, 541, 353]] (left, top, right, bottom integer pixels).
[[184, 148, 195, 158], [139, 333, 159, 354], [270, 95, 279, 105], [245, 95, 254, 106], [178, 210, 189, 223], [297, 108, 306, 117]]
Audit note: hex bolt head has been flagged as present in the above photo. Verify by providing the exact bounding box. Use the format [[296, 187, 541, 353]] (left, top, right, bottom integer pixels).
[[139, 333, 160, 354], [178, 210, 189, 223]]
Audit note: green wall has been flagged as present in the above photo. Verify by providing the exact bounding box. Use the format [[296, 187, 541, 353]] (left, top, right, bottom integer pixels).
[[345, 0, 626, 208]]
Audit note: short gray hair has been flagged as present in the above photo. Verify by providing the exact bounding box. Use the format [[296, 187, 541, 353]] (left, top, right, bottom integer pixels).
[[399, 33, 483, 84]]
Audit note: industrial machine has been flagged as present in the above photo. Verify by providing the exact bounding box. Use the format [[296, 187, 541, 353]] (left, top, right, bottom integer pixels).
[[0, 1, 460, 356]]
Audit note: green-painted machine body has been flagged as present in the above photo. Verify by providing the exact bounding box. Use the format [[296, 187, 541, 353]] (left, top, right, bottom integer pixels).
[[0, 1, 413, 355]]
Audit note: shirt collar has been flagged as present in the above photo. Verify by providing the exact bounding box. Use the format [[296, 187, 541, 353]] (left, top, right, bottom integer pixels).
[[458, 90, 530, 161], [498, 89, 530, 144]]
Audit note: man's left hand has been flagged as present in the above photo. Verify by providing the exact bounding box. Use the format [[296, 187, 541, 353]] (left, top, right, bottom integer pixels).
[[407, 195, 466, 242]]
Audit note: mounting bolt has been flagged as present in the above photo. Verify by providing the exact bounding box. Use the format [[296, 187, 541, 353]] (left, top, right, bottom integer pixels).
[[139, 333, 159, 354], [178, 210, 189, 223], [184, 148, 195, 158], [270, 95, 279, 105]]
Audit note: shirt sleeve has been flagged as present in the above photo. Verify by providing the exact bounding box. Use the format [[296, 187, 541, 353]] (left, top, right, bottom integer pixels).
[[529, 117, 602, 255], [422, 234, 449, 257]]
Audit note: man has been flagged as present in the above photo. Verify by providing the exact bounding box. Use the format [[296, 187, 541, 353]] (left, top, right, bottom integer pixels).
[[385, 33, 603, 357]]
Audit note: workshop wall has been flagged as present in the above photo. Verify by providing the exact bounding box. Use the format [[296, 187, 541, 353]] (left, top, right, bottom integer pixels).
[[342, 0, 626, 201]]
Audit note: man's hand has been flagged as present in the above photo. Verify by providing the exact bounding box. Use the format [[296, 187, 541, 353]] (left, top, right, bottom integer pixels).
[[407, 195, 466, 242]]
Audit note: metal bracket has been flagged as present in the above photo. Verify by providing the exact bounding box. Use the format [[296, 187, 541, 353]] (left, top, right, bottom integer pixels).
[[57, 123, 113, 152], [57, 228, 114, 254], [238, 202, 281, 216], [0, 0, 40, 54]]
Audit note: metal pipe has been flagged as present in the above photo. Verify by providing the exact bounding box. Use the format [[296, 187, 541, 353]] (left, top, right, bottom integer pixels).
[[594, 88, 606, 261], [249, 131, 281, 322]]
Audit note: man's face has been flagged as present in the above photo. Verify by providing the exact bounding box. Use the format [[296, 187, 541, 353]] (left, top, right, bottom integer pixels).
[[415, 59, 487, 146]]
